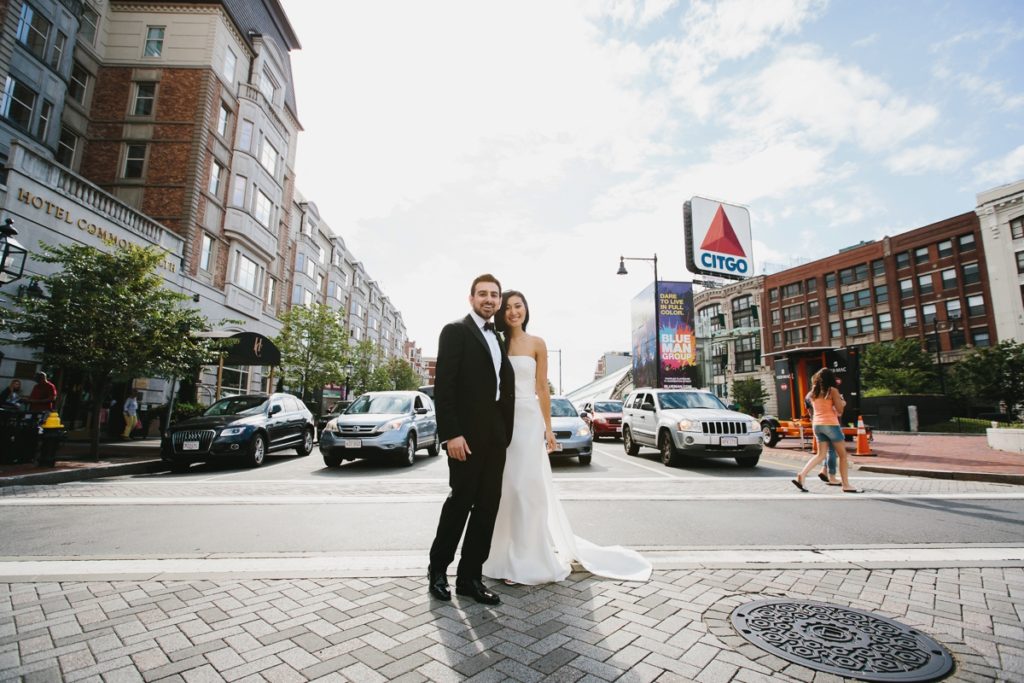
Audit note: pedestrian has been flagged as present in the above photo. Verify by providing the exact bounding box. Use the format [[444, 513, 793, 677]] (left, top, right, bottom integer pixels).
[[26, 372, 57, 414], [0, 379, 23, 408], [122, 392, 140, 439], [792, 368, 861, 493], [805, 390, 840, 485], [427, 274, 515, 605]]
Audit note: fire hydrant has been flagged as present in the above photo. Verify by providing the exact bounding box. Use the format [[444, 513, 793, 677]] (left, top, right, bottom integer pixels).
[[37, 411, 67, 467]]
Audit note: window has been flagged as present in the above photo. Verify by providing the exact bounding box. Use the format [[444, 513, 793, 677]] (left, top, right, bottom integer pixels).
[[236, 253, 259, 293], [16, 3, 52, 60], [1017, 251, 1024, 275], [896, 251, 910, 269], [781, 282, 801, 298], [265, 278, 276, 306], [941, 269, 956, 290], [199, 233, 213, 271], [122, 143, 146, 178], [231, 175, 247, 206], [871, 259, 885, 277], [874, 284, 888, 303], [806, 277, 817, 293], [966, 295, 985, 317], [878, 312, 892, 331], [772, 332, 781, 346], [903, 306, 918, 327], [144, 26, 165, 57], [810, 324, 821, 342], [303, 253, 315, 278], [769, 289, 778, 302], [946, 299, 961, 320], [259, 139, 277, 176], [79, 5, 98, 44], [824, 273, 836, 289], [899, 278, 914, 299], [829, 321, 841, 340], [842, 289, 871, 310], [303, 288, 314, 306], [35, 100, 51, 139], [917, 274, 933, 295], [770, 309, 780, 324], [1012, 217, 1023, 240], [972, 328, 990, 348], [921, 303, 937, 325], [845, 316, 874, 336], [238, 119, 253, 151], [49, 30, 66, 69], [826, 296, 838, 314], [958, 233, 976, 252], [784, 328, 807, 345], [808, 299, 820, 316], [783, 304, 804, 322], [208, 161, 224, 196], [1, 76, 37, 129], [937, 240, 953, 258], [55, 126, 77, 166], [254, 189, 273, 227], [950, 326, 966, 350], [961, 262, 980, 285], [222, 49, 236, 84], [259, 68, 277, 102], [68, 62, 88, 103], [132, 82, 155, 116], [914, 247, 929, 264], [839, 264, 868, 285], [217, 104, 229, 136]]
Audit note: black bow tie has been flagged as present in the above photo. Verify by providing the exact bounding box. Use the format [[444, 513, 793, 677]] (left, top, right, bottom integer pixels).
[[483, 322, 495, 332]]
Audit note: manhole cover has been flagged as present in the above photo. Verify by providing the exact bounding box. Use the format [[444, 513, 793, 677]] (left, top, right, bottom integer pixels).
[[730, 599, 954, 682]]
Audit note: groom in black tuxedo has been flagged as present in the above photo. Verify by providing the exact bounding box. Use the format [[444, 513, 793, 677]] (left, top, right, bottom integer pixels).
[[428, 274, 515, 605]]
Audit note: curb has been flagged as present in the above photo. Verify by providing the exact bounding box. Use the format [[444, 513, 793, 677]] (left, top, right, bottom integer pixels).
[[857, 465, 1024, 486], [0, 459, 167, 487]]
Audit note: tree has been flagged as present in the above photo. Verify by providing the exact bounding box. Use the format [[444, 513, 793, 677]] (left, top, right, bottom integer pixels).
[[274, 304, 350, 402], [949, 341, 1024, 419], [385, 356, 420, 391], [861, 339, 938, 394], [0, 244, 215, 458], [347, 339, 378, 397], [731, 378, 768, 415]]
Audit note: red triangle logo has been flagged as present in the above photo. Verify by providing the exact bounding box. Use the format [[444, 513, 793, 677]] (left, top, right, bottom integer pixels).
[[700, 205, 745, 257]]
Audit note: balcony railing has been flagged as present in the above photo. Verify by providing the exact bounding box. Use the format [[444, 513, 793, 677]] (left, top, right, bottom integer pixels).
[[237, 83, 288, 139]]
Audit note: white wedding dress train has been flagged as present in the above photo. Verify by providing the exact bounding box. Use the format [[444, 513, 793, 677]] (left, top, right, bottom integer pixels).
[[483, 356, 652, 584]]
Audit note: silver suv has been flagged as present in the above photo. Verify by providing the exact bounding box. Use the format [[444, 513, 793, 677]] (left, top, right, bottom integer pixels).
[[621, 388, 763, 468]]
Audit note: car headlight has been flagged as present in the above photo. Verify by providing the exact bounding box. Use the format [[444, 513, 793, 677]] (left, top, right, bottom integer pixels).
[[220, 426, 248, 436], [323, 418, 340, 433], [677, 419, 701, 432], [577, 426, 590, 437], [747, 419, 761, 433], [379, 418, 407, 432]]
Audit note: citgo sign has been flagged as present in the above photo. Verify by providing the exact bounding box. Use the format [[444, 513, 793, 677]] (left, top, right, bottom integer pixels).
[[684, 197, 753, 280]]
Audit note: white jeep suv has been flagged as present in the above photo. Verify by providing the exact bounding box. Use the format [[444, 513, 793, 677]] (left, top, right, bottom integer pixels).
[[621, 388, 763, 468]]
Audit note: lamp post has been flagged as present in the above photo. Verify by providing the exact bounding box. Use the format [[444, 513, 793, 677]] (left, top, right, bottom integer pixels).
[[0, 219, 28, 285], [617, 254, 660, 387], [548, 348, 562, 395]]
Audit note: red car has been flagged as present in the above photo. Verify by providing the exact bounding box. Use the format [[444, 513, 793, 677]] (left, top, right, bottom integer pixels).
[[582, 400, 624, 440]]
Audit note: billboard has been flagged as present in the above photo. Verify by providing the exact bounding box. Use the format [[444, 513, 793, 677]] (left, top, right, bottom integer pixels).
[[684, 197, 753, 280], [630, 281, 696, 388]]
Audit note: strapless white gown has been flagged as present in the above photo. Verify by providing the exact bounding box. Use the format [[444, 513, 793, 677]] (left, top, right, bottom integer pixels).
[[483, 356, 652, 584]]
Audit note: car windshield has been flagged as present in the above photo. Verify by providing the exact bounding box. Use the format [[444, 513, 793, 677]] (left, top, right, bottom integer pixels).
[[347, 395, 412, 415], [657, 392, 726, 410], [203, 396, 268, 417], [594, 401, 622, 413], [550, 399, 579, 418]]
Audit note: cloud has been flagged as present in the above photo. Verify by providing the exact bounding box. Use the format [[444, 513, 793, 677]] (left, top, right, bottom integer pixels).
[[886, 144, 972, 175], [852, 33, 878, 47], [974, 145, 1024, 187]]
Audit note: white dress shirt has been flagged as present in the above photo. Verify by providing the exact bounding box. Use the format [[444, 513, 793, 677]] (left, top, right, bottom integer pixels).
[[469, 310, 501, 400]]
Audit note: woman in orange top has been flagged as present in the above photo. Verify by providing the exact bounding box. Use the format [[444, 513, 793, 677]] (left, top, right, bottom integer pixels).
[[792, 368, 861, 493]]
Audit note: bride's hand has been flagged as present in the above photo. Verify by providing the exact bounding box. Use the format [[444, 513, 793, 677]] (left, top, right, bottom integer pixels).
[[545, 430, 557, 453]]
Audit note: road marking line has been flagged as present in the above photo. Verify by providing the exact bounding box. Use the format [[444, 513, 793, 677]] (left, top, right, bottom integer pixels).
[[592, 444, 676, 478]]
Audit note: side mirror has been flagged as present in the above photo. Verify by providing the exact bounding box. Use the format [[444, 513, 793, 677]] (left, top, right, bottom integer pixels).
[[415, 407, 429, 415], [579, 411, 588, 419], [270, 404, 282, 415], [642, 403, 655, 412], [727, 403, 739, 411]]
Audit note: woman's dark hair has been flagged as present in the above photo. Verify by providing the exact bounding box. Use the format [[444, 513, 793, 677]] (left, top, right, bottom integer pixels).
[[495, 290, 529, 335], [810, 368, 836, 399]]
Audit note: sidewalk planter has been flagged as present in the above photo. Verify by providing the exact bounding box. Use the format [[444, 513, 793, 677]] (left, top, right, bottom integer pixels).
[[987, 428, 1024, 454]]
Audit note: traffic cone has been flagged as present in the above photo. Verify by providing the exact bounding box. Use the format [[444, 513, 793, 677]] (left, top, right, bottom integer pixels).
[[855, 415, 873, 456]]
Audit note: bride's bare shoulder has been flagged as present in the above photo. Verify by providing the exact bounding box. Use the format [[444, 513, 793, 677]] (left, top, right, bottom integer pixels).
[[527, 334, 547, 358]]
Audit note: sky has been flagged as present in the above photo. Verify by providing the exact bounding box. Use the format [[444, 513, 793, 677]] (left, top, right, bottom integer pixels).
[[281, 0, 1024, 394]]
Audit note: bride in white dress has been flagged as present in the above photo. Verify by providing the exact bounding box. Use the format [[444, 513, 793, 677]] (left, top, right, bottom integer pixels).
[[482, 291, 652, 585]]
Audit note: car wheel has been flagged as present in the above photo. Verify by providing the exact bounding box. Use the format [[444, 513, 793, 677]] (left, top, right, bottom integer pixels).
[[169, 461, 189, 474], [735, 454, 760, 468], [323, 453, 341, 467], [397, 434, 416, 467], [659, 430, 682, 467], [296, 428, 314, 456], [578, 454, 592, 465], [623, 427, 640, 456], [426, 433, 440, 457], [761, 423, 780, 448], [248, 433, 267, 468]]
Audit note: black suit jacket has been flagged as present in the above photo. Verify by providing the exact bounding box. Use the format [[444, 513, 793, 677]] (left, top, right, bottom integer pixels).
[[434, 315, 515, 450]]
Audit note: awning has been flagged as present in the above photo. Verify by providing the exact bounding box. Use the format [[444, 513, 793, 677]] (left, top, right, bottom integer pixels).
[[194, 331, 281, 366]]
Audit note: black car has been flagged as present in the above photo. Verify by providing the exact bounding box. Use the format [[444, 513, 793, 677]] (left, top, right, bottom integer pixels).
[[161, 393, 314, 472], [316, 400, 352, 442]]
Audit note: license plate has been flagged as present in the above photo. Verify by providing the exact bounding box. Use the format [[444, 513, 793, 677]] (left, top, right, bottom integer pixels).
[[720, 436, 738, 447], [183, 441, 199, 451], [615, 426, 622, 432], [344, 439, 361, 448]]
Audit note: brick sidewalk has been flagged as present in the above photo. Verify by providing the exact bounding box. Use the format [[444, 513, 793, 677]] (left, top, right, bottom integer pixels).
[[2, 567, 1021, 682]]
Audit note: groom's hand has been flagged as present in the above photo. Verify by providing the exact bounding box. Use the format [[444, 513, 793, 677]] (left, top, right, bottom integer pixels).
[[447, 436, 470, 461]]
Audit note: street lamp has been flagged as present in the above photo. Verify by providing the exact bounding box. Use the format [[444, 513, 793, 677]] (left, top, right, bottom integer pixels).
[[548, 348, 562, 395], [0, 219, 28, 285], [931, 318, 960, 395], [617, 254, 660, 387]]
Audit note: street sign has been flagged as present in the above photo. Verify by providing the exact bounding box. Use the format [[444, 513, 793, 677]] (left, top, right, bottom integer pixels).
[[684, 197, 753, 280]]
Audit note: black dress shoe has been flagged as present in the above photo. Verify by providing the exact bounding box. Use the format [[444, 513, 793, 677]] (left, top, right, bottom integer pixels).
[[455, 578, 500, 605], [427, 567, 451, 601]]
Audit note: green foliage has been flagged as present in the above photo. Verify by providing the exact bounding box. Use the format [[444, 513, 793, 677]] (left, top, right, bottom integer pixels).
[[948, 341, 1024, 417], [346, 339, 378, 396], [274, 304, 350, 401], [0, 243, 215, 456], [384, 356, 421, 391], [861, 339, 938, 394], [731, 378, 768, 415], [862, 387, 893, 398], [919, 417, 998, 434]]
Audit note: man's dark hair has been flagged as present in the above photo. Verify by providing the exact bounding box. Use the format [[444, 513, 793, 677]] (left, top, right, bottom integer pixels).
[[470, 273, 501, 296]]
